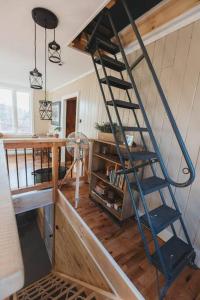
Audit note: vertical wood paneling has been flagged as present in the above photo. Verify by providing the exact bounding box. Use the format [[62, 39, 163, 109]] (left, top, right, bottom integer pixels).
[[50, 20, 200, 265]]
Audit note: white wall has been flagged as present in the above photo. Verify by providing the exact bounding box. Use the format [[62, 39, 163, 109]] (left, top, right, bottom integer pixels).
[[32, 90, 51, 135], [50, 20, 200, 265]]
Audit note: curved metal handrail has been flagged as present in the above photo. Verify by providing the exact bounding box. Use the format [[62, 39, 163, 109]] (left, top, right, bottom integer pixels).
[[117, 0, 196, 187]]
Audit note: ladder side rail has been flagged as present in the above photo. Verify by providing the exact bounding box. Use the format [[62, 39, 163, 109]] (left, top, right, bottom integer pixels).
[[113, 53, 169, 193], [113, 55, 179, 237], [120, 0, 195, 188], [106, 9, 176, 192], [167, 185, 193, 247], [86, 11, 104, 51], [113, 62, 147, 181], [111, 24, 181, 269], [91, 53, 152, 261], [97, 50, 169, 277], [113, 53, 149, 150]]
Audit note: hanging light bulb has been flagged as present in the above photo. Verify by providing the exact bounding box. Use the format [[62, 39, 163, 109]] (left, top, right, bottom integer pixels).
[[48, 28, 61, 63], [29, 22, 43, 89]]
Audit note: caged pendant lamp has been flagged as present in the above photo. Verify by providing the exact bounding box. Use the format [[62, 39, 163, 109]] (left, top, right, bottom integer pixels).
[[30, 7, 61, 119], [29, 22, 43, 89], [48, 29, 61, 63], [31, 7, 61, 120]]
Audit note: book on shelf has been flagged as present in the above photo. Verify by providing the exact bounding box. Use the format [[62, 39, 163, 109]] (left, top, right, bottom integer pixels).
[[114, 201, 122, 212], [108, 170, 125, 191]]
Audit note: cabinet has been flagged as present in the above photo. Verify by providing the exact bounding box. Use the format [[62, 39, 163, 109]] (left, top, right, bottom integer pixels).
[[89, 139, 142, 221]]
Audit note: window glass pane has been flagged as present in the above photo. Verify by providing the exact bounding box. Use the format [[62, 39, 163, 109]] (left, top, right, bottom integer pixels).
[[0, 88, 14, 132], [16, 92, 32, 134]]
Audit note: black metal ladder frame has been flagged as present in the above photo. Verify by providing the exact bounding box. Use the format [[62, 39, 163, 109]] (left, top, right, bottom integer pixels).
[[86, 3, 196, 298]]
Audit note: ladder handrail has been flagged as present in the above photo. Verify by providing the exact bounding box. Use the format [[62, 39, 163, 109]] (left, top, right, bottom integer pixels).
[[119, 0, 195, 188]]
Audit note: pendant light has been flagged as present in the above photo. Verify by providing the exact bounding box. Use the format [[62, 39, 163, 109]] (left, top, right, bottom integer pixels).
[[29, 22, 43, 89], [48, 29, 61, 63], [39, 27, 52, 120], [30, 7, 61, 119]]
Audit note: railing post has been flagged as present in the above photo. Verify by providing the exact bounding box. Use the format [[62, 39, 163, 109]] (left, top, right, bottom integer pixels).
[[52, 143, 59, 202]]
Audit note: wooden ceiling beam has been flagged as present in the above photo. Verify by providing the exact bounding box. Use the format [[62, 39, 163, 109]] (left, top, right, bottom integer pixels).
[[119, 0, 200, 48]]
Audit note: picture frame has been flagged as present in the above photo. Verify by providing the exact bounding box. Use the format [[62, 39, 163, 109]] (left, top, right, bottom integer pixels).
[[51, 101, 61, 126], [125, 134, 134, 146]]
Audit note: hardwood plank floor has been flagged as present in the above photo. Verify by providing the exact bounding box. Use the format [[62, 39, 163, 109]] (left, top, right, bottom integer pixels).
[[61, 182, 200, 300]]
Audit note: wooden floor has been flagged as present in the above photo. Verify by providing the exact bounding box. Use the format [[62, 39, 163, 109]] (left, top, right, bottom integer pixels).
[[62, 182, 200, 300]]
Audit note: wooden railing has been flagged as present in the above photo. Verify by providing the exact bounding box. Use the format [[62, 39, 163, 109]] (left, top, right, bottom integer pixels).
[[3, 138, 87, 196]]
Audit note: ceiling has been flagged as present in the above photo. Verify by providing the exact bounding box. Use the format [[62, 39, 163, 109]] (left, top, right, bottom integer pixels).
[[0, 0, 109, 90]]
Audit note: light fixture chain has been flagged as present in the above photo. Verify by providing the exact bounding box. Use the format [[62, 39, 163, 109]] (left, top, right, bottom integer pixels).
[[34, 22, 37, 69], [45, 27, 47, 101]]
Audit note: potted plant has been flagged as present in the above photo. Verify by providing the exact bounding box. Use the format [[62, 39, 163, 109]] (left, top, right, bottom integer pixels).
[[95, 122, 121, 143], [54, 126, 61, 138]]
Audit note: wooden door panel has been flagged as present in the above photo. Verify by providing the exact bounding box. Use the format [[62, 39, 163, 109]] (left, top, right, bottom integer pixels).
[[66, 98, 76, 137]]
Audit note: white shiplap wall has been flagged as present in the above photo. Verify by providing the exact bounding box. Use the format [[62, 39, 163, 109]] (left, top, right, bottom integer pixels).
[[50, 20, 200, 265]]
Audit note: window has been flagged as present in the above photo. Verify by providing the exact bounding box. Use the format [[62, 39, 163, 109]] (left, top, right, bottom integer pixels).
[[0, 88, 32, 134]]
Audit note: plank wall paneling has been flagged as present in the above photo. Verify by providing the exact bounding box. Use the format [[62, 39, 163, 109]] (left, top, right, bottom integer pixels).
[[54, 202, 113, 293], [54, 191, 143, 300], [50, 20, 200, 266]]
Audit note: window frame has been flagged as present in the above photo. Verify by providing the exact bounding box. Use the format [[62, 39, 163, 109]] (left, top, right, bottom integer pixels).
[[0, 85, 33, 136]]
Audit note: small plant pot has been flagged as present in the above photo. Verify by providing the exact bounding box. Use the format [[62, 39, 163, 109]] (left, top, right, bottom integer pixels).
[[54, 133, 59, 138], [98, 132, 115, 143], [98, 132, 122, 143]]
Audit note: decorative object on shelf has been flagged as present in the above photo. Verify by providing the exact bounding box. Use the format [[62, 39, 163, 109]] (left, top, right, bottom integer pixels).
[[95, 181, 108, 196], [114, 202, 122, 212], [95, 122, 121, 143], [48, 29, 61, 63], [54, 126, 61, 138], [30, 8, 62, 119], [29, 22, 43, 89], [59, 132, 89, 208], [107, 190, 114, 201], [52, 101, 61, 126], [101, 145, 108, 155], [124, 134, 136, 147]]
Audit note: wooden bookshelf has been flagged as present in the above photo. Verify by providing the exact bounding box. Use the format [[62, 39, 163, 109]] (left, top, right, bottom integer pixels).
[[89, 139, 142, 221]]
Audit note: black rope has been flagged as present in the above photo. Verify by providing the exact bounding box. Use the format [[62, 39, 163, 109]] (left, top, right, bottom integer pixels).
[[45, 27, 47, 101], [34, 22, 37, 69]]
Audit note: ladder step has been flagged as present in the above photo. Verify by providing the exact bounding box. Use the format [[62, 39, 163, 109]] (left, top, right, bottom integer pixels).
[[126, 151, 157, 161], [101, 76, 132, 90], [95, 55, 126, 72], [86, 21, 113, 40], [140, 205, 181, 234], [117, 159, 159, 175], [107, 100, 140, 110], [122, 126, 148, 132], [151, 236, 194, 278], [95, 37, 119, 54], [131, 176, 168, 195]]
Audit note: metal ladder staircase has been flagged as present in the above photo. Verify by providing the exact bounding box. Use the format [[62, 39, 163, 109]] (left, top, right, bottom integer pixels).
[[85, 0, 196, 298]]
